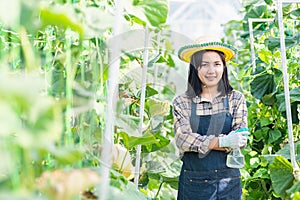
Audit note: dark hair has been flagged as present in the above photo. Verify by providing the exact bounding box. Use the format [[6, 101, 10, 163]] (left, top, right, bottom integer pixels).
[[185, 50, 233, 97]]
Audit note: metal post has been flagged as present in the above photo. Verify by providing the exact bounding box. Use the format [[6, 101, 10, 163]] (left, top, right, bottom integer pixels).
[[232, 30, 240, 91], [277, 0, 300, 180], [248, 18, 273, 72], [134, 27, 149, 186], [99, 0, 123, 199]]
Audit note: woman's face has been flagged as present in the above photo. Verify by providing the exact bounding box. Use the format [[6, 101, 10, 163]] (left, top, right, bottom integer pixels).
[[197, 51, 224, 89]]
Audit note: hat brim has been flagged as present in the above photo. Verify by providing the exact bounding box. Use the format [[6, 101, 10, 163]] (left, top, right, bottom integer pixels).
[[178, 42, 237, 63]]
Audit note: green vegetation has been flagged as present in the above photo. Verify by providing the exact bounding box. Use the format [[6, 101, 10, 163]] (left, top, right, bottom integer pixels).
[[0, 0, 299, 199]]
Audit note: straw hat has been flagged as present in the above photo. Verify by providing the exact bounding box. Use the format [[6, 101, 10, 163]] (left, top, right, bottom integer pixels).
[[178, 36, 237, 63]]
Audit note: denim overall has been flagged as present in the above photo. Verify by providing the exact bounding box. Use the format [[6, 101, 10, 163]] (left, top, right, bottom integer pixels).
[[177, 97, 242, 200]]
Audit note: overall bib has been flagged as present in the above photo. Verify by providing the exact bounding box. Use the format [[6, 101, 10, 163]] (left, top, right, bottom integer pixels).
[[177, 97, 242, 200]]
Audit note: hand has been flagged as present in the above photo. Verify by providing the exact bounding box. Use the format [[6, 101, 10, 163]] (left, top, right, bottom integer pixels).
[[238, 130, 250, 148], [239, 130, 250, 138], [235, 128, 250, 139], [219, 131, 248, 149]]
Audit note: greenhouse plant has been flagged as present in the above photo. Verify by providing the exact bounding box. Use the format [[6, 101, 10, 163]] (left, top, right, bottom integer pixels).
[[0, 0, 299, 199]]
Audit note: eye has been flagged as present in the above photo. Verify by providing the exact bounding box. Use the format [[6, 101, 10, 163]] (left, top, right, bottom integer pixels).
[[200, 63, 208, 67]]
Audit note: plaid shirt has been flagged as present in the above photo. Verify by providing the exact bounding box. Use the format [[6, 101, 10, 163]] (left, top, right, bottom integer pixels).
[[172, 90, 248, 157]]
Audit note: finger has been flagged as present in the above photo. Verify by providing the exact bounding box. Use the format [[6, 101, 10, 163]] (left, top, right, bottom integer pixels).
[[237, 132, 247, 139], [228, 130, 236, 135], [239, 136, 247, 146], [240, 131, 250, 135], [240, 140, 247, 147], [241, 131, 250, 140]]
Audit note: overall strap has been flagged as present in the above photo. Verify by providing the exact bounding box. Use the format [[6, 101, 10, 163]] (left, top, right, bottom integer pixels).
[[191, 97, 197, 116]]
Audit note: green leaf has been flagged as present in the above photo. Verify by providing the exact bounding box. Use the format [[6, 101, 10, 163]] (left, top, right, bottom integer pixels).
[[138, 173, 149, 187], [161, 175, 178, 190], [260, 117, 272, 127], [80, 7, 114, 38], [146, 155, 181, 190], [118, 132, 159, 149], [124, 14, 147, 26], [278, 102, 300, 124], [293, 192, 300, 199], [268, 130, 281, 144], [253, 127, 269, 142], [145, 85, 158, 98], [108, 170, 148, 200], [49, 146, 84, 165], [123, 51, 141, 62], [249, 157, 260, 168], [20, 1, 40, 33], [145, 98, 170, 117], [262, 93, 276, 106], [0, 74, 63, 148], [123, 0, 168, 28], [141, 0, 169, 27], [39, 7, 84, 39], [269, 156, 294, 199], [266, 34, 300, 51], [271, 67, 283, 84], [50, 67, 66, 97], [137, 85, 158, 98], [283, 4, 294, 16], [264, 0, 272, 5], [243, 0, 264, 7], [261, 143, 273, 154], [262, 155, 277, 163], [148, 53, 162, 67], [286, 181, 300, 198], [245, 5, 266, 19], [161, 85, 176, 102], [288, 8, 300, 18], [276, 141, 300, 161], [146, 160, 166, 175], [128, 132, 158, 148], [244, 189, 266, 200], [142, 133, 170, 153], [115, 114, 140, 137], [258, 49, 272, 64], [250, 72, 275, 100], [252, 168, 269, 179], [167, 54, 175, 67], [277, 87, 300, 111]]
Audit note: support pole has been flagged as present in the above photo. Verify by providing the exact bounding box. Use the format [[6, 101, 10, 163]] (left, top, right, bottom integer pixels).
[[232, 30, 240, 91], [134, 27, 149, 186], [99, 0, 123, 199], [277, 0, 300, 180], [248, 18, 273, 72]]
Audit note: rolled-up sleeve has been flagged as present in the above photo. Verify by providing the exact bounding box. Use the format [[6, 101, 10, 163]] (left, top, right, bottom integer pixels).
[[172, 95, 215, 156]]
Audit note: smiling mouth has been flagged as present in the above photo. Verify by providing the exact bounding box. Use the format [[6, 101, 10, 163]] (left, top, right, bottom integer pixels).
[[205, 76, 216, 80]]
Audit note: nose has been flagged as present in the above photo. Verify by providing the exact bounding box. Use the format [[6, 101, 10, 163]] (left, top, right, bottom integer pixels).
[[207, 65, 215, 73]]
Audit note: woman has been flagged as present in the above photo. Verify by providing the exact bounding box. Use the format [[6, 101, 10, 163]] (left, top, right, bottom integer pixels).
[[173, 36, 249, 200]]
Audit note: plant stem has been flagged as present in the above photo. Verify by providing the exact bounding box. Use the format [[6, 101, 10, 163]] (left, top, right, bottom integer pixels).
[[65, 29, 74, 146], [154, 181, 164, 199]]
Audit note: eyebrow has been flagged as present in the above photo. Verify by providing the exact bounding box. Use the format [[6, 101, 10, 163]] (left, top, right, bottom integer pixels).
[[201, 61, 222, 63]]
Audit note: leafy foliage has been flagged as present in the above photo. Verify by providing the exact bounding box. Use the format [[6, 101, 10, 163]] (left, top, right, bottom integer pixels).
[[1, 0, 300, 199], [224, 0, 300, 199]]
